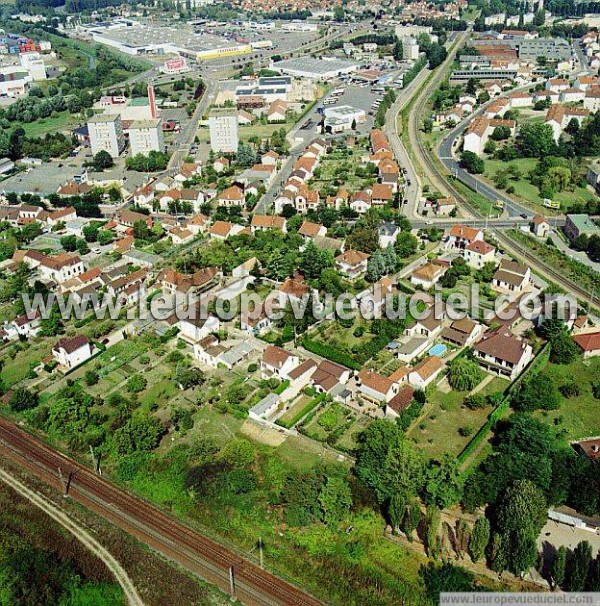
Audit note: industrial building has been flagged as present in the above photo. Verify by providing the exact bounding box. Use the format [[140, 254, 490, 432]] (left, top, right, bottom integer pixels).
[[19, 51, 46, 81], [88, 114, 126, 158], [323, 105, 366, 133], [273, 57, 359, 81], [450, 68, 518, 84], [208, 108, 239, 153], [129, 119, 164, 156]]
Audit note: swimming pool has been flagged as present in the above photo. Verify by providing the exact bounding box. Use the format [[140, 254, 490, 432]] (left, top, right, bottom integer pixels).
[[428, 344, 447, 357]]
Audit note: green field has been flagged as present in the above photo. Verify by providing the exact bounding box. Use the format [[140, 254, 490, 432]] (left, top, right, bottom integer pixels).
[[408, 376, 510, 458], [20, 111, 77, 138], [483, 158, 594, 213], [538, 357, 600, 440]]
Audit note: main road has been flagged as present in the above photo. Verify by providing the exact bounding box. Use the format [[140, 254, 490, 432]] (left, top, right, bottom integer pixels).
[[0, 417, 322, 606]]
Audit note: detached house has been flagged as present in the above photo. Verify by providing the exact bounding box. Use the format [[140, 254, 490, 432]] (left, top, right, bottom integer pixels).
[[441, 318, 485, 347], [492, 259, 531, 294], [261, 346, 300, 380], [464, 240, 495, 269], [410, 262, 447, 289], [357, 370, 399, 405], [446, 224, 484, 250], [335, 249, 369, 279], [408, 355, 444, 389], [218, 185, 245, 207], [52, 335, 93, 370], [473, 329, 533, 379], [298, 221, 327, 241]]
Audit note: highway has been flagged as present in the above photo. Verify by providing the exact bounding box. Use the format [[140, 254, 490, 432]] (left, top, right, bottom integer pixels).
[[0, 417, 322, 606]]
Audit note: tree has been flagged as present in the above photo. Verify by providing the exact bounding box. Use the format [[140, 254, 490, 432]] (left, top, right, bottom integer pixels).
[[388, 492, 406, 532], [395, 231, 418, 258], [512, 374, 560, 412], [9, 387, 39, 412], [300, 243, 332, 280], [464, 393, 487, 410], [401, 501, 421, 540], [469, 517, 490, 563], [460, 151, 484, 174], [60, 234, 77, 252], [516, 123, 557, 158], [420, 562, 476, 602], [92, 150, 114, 171], [355, 420, 425, 505], [425, 505, 442, 558], [218, 439, 256, 469], [447, 358, 482, 391], [84, 370, 99, 386], [490, 125, 511, 141], [549, 331, 579, 364], [495, 480, 547, 576], [586, 552, 600, 591], [455, 519, 471, 558], [125, 374, 147, 394], [318, 476, 352, 525], [589, 235, 600, 262], [423, 455, 464, 508], [175, 367, 205, 390], [551, 545, 567, 590], [114, 413, 165, 455], [568, 540, 593, 591]]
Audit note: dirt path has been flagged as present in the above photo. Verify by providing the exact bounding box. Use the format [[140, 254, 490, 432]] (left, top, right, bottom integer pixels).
[[0, 466, 144, 606]]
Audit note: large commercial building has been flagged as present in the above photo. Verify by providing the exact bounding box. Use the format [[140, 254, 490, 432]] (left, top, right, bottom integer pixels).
[[323, 105, 366, 133], [88, 114, 126, 158], [208, 108, 238, 153], [273, 57, 359, 81], [129, 119, 164, 156], [19, 51, 46, 81], [450, 68, 518, 84]]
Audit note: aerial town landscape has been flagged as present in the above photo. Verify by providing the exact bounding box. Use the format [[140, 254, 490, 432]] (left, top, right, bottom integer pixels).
[[1, 0, 600, 603]]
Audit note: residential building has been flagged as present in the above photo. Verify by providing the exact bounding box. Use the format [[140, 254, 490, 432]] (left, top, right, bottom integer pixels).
[[52, 335, 93, 370], [441, 318, 485, 347], [261, 345, 299, 379], [129, 119, 164, 156], [564, 214, 600, 242], [473, 329, 533, 379], [492, 259, 531, 294], [88, 114, 125, 158], [208, 108, 239, 153], [335, 249, 369, 279], [573, 331, 600, 358], [531, 215, 550, 238], [357, 370, 399, 405], [408, 356, 444, 389], [410, 262, 447, 289], [464, 240, 496, 269]]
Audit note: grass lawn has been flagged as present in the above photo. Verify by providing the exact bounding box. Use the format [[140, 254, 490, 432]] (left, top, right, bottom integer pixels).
[[408, 376, 509, 458], [278, 394, 312, 426], [335, 415, 372, 452], [2, 339, 55, 388], [197, 121, 294, 143], [538, 357, 600, 440], [483, 158, 594, 213], [20, 111, 78, 138]]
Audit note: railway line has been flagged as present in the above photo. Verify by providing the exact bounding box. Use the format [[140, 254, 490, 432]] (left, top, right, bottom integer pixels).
[[0, 418, 322, 606], [398, 31, 600, 312]]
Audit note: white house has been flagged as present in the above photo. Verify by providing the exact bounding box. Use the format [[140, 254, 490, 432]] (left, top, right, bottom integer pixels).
[[261, 345, 299, 380], [177, 314, 220, 344], [473, 329, 533, 380], [52, 335, 93, 370], [407, 355, 444, 389], [492, 259, 531, 294], [357, 370, 399, 405], [410, 262, 447, 289], [335, 249, 369, 279], [464, 240, 496, 269]]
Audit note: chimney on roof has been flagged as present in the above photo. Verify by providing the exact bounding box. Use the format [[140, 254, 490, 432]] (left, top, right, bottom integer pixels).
[[593, 445, 599, 453], [148, 83, 157, 120]]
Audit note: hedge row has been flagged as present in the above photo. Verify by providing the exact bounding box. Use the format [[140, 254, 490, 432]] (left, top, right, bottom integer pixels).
[[301, 338, 362, 370], [457, 343, 551, 466], [276, 393, 327, 429]]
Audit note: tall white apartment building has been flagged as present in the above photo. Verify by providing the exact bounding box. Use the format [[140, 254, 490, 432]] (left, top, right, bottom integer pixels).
[[88, 114, 126, 158], [208, 108, 239, 153], [402, 37, 420, 61], [129, 119, 164, 156]]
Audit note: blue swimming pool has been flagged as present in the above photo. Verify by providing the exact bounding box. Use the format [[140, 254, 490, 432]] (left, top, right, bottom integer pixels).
[[428, 344, 447, 357]]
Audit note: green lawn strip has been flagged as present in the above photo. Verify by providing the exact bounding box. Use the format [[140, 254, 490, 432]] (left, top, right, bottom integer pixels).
[[276, 393, 326, 429]]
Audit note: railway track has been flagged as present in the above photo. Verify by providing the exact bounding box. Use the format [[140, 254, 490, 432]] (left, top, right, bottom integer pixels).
[[0, 418, 322, 606], [402, 33, 600, 311]]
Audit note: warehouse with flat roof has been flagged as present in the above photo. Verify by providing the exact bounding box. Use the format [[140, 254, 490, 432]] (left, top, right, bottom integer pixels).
[[273, 57, 359, 81]]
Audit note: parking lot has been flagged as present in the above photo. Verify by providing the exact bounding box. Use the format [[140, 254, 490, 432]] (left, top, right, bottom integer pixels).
[[317, 83, 382, 134]]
